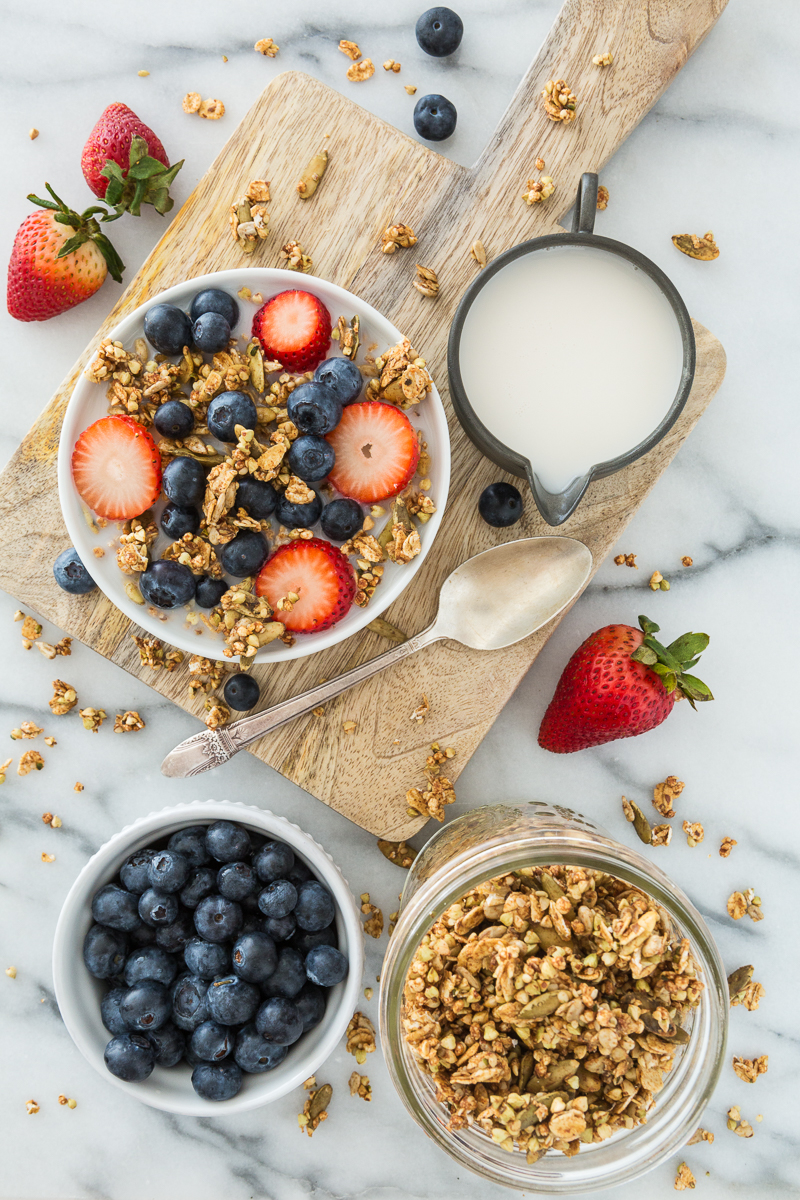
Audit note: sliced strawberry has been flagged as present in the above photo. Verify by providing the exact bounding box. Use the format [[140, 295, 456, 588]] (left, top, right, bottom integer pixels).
[[252, 290, 331, 373], [255, 538, 356, 633], [325, 402, 420, 503], [72, 415, 162, 521]]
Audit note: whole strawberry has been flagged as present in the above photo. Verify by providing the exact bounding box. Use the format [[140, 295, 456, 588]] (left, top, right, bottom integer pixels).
[[7, 186, 124, 322], [81, 103, 182, 215], [538, 615, 713, 753]]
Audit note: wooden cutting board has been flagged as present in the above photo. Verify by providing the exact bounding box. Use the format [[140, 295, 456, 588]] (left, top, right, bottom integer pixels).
[[0, 0, 728, 839]]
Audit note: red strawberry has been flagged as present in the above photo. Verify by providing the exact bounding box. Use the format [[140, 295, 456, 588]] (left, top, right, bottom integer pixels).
[[81, 103, 182, 215], [7, 186, 124, 322], [72, 416, 162, 521], [538, 616, 713, 753], [252, 290, 331, 373], [325, 402, 420, 503], [255, 539, 356, 633]]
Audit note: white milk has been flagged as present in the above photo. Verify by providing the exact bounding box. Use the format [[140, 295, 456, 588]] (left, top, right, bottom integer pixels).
[[457, 245, 685, 494]]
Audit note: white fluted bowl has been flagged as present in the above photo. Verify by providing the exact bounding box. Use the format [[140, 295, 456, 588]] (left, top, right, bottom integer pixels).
[[52, 800, 364, 1115]]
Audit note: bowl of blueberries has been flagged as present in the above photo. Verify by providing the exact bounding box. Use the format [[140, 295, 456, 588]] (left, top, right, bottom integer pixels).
[[52, 801, 363, 1114]]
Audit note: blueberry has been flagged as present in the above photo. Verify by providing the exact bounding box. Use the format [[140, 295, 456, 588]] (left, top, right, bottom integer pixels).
[[264, 914, 296, 943], [314, 357, 362, 405], [275, 489, 322, 530], [189, 288, 239, 329], [153, 400, 194, 439], [139, 560, 196, 609], [183, 1044, 203, 1068], [260, 947, 306, 999], [320, 497, 363, 542], [291, 926, 338, 957], [287, 381, 342, 436], [190, 1020, 234, 1062], [83, 924, 127, 979], [413, 93, 458, 141], [206, 821, 251, 863], [170, 973, 210, 1031], [231, 932, 278, 984], [287, 435, 335, 483], [192, 311, 231, 354], [223, 673, 260, 711], [191, 1061, 242, 1101], [305, 944, 348, 987], [206, 975, 260, 1025], [194, 894, 243, 943], [101, 987, 129, 1034], [195, 575, 228, 609], [219, 530, 270, 577], [128, 922, 157, 948], [162, 456, 207, 508], [168, 826, 212, 868], [415, 6, 463, 56], [91, 884, 142, 933], [146, 1020, 186, 1067], [217, 861, 258, 902], [160, 502, 200, 540], [295, 983, 327, 1032], [155, 910, 195, 954], [147, 850, 191, 894], [207, 391, 257, 442], [294, 880, 335, 932], [184, 937, 230, 980], [239, 914, 265, 936], [255, 996, 303, 1045], [257, 880, 297, 920], [287, 859, 315, 886], [120, 848, 157, 894], [235, 477, 277, 519], [253, 840, 295, 884], [53, 547, 96, 595], [104, 1032, 156, 1081], [180, 866, 217, 909], [120, 979, 172, 1032], [143, 303, 193, 356], [234, 1024, 288, 1073], [123, 945, 178, 988], [478, 481, 523, 527], [138, 888, 179, 928]]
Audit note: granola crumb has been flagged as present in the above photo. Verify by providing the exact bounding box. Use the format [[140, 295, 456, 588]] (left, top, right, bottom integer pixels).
[[204, 702, 230, 730], [26, 1100, 39, 1115], [345, 1011, 376, 1064], [649, 570, 670, 591], [42, 812, 62, 827], [113, 711, 145, 734], [79, 707, 107, 733], [470, 239, 487, 268], [597, 184, 609, 210], [11, 721, 43, 741], [593, 51, 613, 66], [682, 820, 704, 848], [312, 706, 325, 717], [74, 782, 84, 792], [719, 836, 737, 858], [360, 893, 384, 939], [681, 556, 693, 567], [298, 1081, 332, 1136], [651, 823, 673, 847], [44, 736, 56, 747], [254, 38, 279, 57], [20, 614, 42, 646], [727, 1106, 754, 1137], [727, 888, 763, 922], [613, 552, 637, 567], [348, 1071, 373, 1100], [674, 1162, 695, 1190], [198, 98, 225, 120], [6, 966, 16, 978], [404, 84, 417, 95], [687, 1127, 714, 1145], [541, 79, 577, 122], [621, 795, 635, 822], [522, 175, 555, 204], [302, 1075, 316, 1090], [339, 39, 362, 60], [653, 776, 684, 818], [29, 128, 39, 140], [342, 720, 357, 734], [364, 987, 373, 1000], [732, 1055, 768, 1083], [346, 58, 375, 83], [182, 92, 201, 114], [413, 264, 439, 298], [534, 156, 545, 170], [280, 240, 313, 273], [410, 694, 430, 723], [383, 59, 401, 72], [18, 749, 44, 775], [381, 223, 417, 254], [41, 852, 55, 863], [0, 757, 11, 783], [92, 547, 105, 559], [672, 232, 719, 261]]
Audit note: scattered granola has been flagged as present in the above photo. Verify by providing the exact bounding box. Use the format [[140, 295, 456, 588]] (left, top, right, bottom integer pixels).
[[592, 51, 613, 66], [6, 966, 17, 978], [187, 655, 226, 696], [42, 813, 62, 827], [388, 909, 399, 937], [20, 614, 42, 648], [470, 239, 488, 268], [229, 182, 270, 253], [298, 1081, 332, 1136], [361, 894, 384, 939], [349, 1072, 373, 1100], [367, 617, 407, 643], [296, 150, 328, 199], [405, 84, 417, 95], [383, 59, 401, 72], [674, 1162, 696, 1190], [204, 702, 231, 730], [406, 776, 455, 823], [30, 128, 39, 140], [331, 314, 359, 359], [346, 58, 375, 82], [413, 264, 439, 298], [36, 637, 73, 660], [409, 695, 430, 724], [726, 889, 763, 923], [672, 232, 719, 261], [682, 821, 704, 848], [0, 758, 11, 783], [345, 1011, 376, 1064], [727, 1105, 754, 1137], [11, 721, 43, 740], [74, 782, 84, 792], [254, 38, 279, 57], [651, 824, 673, 847], [649, 570, 670, 591], [117, 517, 158, 574], [41, 853, 55, 863], [522, 175, 555, 204], [653, 777, 684, 819], [26, 1100, 39, 1115], [198, 98, 225, 120], [365, 337, 433, 408], [613, 553, 638, 568], [381, 223, 417, 254], [113, 711, 145, 733], [79, 707, 107, 733], [377, 839, 418, 869], [44, 736, 56, 747], [719, 837, 737, 858], [339, 39, 362, 60], [402, 865, 703, 1163], [280, 240, 313, 273], [732, 1055, 768, 1083], [681, 556, 693, 567], [621, 798, 652, 845], [535, 157, 545, 171], [342, 720, 357, 733], [541, 79, 577, 122], [131, 635, 185, 672], [18, 750, 44, 775], [687, 1127, 714, 1145], [596, 185, 609, 210]]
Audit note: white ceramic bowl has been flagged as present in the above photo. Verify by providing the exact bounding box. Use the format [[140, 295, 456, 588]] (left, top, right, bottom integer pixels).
[[57, 267, 451, 662], [52, 800, 364, 1115]]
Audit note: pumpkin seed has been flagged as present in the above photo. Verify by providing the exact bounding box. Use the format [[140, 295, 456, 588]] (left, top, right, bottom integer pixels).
[[308, 1082, 332, 1119]]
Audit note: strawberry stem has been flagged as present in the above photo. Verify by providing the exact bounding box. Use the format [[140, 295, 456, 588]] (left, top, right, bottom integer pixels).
[[25, 187, 126, 283], [101, 136, 184, 217], [631, 615, 713, 708]]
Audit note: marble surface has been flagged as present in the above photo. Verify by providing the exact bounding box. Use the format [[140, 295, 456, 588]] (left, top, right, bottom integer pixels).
[[1, 1, 798, 1197]]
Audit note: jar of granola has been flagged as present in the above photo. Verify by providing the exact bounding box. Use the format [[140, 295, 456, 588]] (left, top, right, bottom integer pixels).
[[379, 802, 727, 1192]]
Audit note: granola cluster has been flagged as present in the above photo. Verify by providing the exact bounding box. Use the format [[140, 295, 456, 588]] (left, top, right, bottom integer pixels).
[[402, 865, 703, 1162]]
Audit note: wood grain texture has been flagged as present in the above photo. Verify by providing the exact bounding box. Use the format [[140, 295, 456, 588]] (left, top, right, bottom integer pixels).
[[0, 0, 728, 837]]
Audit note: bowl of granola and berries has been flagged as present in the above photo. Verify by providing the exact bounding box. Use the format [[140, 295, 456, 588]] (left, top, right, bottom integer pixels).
[[57, 268, 449, 666]]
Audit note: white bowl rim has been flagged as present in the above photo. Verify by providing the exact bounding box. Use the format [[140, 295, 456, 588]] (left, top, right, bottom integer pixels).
[[57, 266, 451, 663], [52, 799, 364, 1115]]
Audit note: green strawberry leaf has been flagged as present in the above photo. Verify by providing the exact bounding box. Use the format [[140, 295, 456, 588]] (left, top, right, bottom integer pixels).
[[638, 615, 660, 636], [679, 674, 714, 703], [666, 632, 710, 664], [98, 138, 184, 218], [631, 645, 658, 666], [55, 231, 89, 258], [643, 636, 682, 673]]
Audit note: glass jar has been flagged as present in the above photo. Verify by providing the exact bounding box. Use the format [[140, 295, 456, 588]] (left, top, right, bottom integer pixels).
[[379, 802, 727, 1193]]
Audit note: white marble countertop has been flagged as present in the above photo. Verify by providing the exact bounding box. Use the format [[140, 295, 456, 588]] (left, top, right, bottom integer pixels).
[[1, 1, 797, 1197]]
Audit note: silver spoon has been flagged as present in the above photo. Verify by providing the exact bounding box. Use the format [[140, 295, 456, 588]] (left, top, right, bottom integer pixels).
[[161, 536, 593, 778]]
